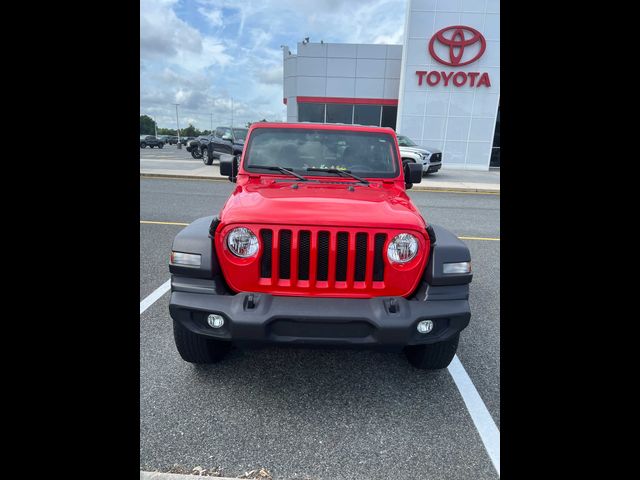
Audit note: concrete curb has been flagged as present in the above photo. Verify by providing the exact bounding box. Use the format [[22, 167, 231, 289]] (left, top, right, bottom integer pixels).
[[140, 173, 229, 182], [140, 472, 245, 480], [140, 172, 500, 194], [411, 185, 500, 194]]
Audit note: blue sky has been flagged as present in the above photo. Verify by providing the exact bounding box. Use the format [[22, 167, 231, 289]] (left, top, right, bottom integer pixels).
[[140, 0, 407, 130]]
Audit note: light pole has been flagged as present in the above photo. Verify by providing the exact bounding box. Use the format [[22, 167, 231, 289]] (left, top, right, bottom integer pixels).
[[231, 97, 234, 128], [153, 116, 158, 138], [173, 103, 181, 149], [210, 113, 213, 134]]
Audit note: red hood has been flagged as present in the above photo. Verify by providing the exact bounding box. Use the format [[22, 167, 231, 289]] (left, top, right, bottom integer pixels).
[[219, 177, 426, 232]]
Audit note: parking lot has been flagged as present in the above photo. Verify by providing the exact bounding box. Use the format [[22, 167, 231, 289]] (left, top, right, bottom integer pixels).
[[140, 177, 500, 479], [140, 143, 210, 170]]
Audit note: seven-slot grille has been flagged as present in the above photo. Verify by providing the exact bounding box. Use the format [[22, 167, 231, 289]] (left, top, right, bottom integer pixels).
[[259, 227, 387, 288]]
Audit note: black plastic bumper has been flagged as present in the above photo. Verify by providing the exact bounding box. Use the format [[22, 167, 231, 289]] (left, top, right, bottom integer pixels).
[[169, 276, 470, 349]]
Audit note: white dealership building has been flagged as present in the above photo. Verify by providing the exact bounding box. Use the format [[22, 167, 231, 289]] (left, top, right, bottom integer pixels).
[[282, 0, 500, 170]]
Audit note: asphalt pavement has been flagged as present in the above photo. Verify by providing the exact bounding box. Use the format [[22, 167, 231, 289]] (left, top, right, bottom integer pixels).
[[140, 178, 500, 479]]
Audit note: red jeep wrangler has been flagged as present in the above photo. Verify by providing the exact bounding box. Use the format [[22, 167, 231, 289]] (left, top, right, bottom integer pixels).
[[169, 123, 472, 369]]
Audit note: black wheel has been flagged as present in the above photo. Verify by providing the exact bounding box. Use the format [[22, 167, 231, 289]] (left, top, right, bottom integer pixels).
[[203, 148, 214, 165], [173, 320, 231, 364], [140, 143, 147, 148], [404, 334, 459, 370]]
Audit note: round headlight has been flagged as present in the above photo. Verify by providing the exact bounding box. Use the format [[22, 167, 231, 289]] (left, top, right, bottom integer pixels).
[[226, 227, 259, 257], [387, 233, 419, 263]]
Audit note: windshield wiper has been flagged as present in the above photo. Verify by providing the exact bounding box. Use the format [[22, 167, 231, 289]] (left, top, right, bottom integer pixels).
[[306, 167, 369, 185], [249, 165, 310, 181]]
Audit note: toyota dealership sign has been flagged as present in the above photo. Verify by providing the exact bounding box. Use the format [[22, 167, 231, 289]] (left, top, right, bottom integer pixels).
[[416, 25, 491, 88], [396, 0, 500, 170]]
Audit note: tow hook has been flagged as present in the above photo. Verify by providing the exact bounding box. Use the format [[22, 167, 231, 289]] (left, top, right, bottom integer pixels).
[[385, 298, 400, 314], [244, 293, 256, 310]]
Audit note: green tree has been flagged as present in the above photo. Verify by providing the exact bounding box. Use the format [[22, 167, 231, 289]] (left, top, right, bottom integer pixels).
[[182, 124, 199, 137], [140, 115, 157, 135], [246, 118, 267, 128]]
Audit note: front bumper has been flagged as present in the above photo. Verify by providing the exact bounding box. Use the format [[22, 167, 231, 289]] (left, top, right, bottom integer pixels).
[[423, 161, 442, 173], [169, 276, 470, 348]]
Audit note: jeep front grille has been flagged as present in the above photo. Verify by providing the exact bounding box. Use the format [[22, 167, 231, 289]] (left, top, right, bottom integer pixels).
[[217, 223, 429, 298], [259, 227, 387, 289]]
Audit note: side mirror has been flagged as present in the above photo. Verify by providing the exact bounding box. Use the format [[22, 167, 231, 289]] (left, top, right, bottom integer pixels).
[[403, 162, 423, 189], [219, 155, 238, 182]]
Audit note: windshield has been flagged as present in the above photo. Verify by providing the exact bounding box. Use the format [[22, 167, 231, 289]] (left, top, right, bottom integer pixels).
[[244, 128, 399, 178], [233, 128, 248, 141], [396, 135, 418, 147]]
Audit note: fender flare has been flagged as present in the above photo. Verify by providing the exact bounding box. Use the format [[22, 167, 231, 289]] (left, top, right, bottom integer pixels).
[[401, 152, 421, 163], [423, 224, 473, 286], [169, 216, 221, 279]]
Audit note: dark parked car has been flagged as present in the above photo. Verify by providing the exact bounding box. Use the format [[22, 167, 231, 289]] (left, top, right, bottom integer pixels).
[[157, 135, 169, 144], [186, 137, 206, 159], [179, 136, 195, 146], [166, 136, 179, 145], [140, 135, 164, 149], [201, 127, 248, 165]]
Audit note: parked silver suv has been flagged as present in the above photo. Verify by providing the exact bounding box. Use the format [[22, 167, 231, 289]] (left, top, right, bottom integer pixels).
[[397, 134, 441, 175]]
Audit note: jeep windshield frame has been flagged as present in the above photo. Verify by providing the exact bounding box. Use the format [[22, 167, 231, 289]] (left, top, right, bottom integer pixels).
[[243, 127, 400, 179]]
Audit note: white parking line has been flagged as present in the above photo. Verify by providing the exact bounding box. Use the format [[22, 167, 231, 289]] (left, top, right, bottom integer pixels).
[[448, 355, 500, 476], [140, 279, 171, 314]]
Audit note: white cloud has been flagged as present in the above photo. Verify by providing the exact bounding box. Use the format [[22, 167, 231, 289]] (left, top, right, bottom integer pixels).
[[373, 25, 405, 45], [141, 0, 406, 129], [197, 7, 224, 27], [140, 0, 202, 58], [257, 65, 283, 86]]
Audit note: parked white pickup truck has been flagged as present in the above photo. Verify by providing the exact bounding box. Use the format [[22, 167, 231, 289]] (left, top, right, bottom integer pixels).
[[397, 134, 442, 175]]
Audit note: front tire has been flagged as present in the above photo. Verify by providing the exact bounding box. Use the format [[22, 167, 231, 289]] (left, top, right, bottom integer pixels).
[[404, 334, 459, 370], [202, 147, 214, 165], [140, 143, 147, 148], [173, 320, 231, 364]]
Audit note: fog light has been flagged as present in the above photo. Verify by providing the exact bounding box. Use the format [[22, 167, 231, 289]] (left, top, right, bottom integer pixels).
[[207, 314, 224, 328], [417, 320, 433, 334]]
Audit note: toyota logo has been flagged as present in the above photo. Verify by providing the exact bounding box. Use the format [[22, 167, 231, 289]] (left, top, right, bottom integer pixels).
[[428, 25, 486, 66]]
